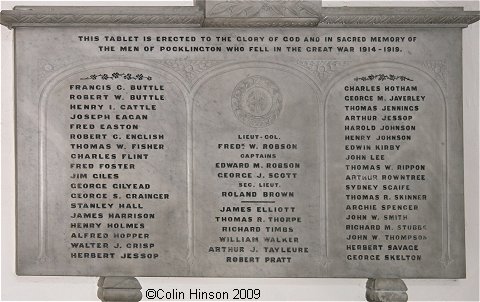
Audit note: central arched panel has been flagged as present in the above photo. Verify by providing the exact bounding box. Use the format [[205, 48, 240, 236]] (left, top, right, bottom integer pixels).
[[191, 63, 324, 277]]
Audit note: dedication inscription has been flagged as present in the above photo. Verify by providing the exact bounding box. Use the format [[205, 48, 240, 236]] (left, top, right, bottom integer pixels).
[[14, 26, 466, 278]]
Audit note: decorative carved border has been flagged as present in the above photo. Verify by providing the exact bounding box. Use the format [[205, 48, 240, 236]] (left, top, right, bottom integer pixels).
[[0, 7, 204, 28], [206, 0, 321, 18], [204, 17, 319, 27], [156, 59, 224, 88], [1, 5, 479, 28], [0, 14, 204, 28], [296, 60, 351, 83], [353, 74, 413, 82], [320, 7, 480, 27], [319, 14, 480, 27], [423, 60, 448, 92]]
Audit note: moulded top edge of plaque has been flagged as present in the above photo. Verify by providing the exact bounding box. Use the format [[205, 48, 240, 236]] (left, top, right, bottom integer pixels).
[[0, 5, 205, 29], [319, 7, 480, 28], [0, 3, 479, 28], [10, 5, 204, 14]]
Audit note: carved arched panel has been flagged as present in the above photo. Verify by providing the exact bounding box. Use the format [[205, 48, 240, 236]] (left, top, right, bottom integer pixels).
[[191, 63, 324, 277], [18, 62, 189, 276], [325, 62, 447, 277]]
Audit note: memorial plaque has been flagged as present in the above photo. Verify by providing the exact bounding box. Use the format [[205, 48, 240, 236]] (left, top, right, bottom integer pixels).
[[3, 4, 478, 284]]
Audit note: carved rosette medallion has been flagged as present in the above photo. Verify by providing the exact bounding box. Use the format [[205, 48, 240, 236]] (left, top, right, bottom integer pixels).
[[231, 75, 282, 128]]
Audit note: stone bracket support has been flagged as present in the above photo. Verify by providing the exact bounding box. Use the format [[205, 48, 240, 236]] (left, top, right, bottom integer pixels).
[[97, 277, 142, 302], [366, 278, 408, 302]]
